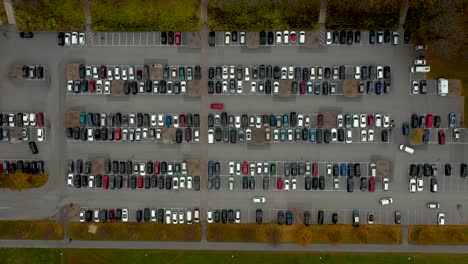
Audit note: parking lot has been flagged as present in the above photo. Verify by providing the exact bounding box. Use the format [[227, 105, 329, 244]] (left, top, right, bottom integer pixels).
[[0, 29, 467, 232]]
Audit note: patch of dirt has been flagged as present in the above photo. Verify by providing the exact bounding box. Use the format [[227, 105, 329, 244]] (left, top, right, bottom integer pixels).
[[67, 64, 80, 80], [149, 64, 163, 80], [187, 159, 203, 176], [343, 80, 359, 97], [65, 111, 81, 127], [279, 80, 291, 97], [187, 32, 201, 48], [304, 30, 320, 48], [9, 127, 22, 143], [8, 64, 23, 81], [187, 80, 202, 97], [91, 158, 105, 175], [376, 160, 391, 178], [111, 80, 124, 96], [251, 127, 266, 145], [448, 79, 462, 97], [323, 112, 338, 129], [162, 127, 175, 144], [246, 32, 259, 49]]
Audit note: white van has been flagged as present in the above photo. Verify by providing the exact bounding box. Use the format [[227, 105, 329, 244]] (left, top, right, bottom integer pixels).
[[399, 144, 414, 154], [252, 196, 266, 203], [186, 209, 193, 224], [208, 129, 214, 144], [411, 66, 430, 73], [437, 78, 448, 96]]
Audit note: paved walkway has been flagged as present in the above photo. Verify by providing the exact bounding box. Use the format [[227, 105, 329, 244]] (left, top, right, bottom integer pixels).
[[319, 0, 327, 24], [1, 239, 468, 254], [3, 0, 16, 25], [399, 0, 409, 26], [82, 0, 92, 25]]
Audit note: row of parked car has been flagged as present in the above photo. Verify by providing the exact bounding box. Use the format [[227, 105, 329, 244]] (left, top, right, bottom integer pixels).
[[69, 173, 201, 190], [1, 127, 45, 143], [209, 65, 350, 82], [79, 208, 128, 223], [0, 113, 45, 128], [409, 113, 457, 129], [410, 163, 468, 178], [78, 112, 201, 129], [21, 65, 45, 79], [81, 208, 201, 224], [206, 209, 242, 223], [0, 160, 45, 175], [68, 159, 190, 176], [326, 30, 400, 45], [58, 32, 85, 46]]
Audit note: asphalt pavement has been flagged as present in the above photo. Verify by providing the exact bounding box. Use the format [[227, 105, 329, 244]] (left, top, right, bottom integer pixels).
[[0, 28, 467, 252]]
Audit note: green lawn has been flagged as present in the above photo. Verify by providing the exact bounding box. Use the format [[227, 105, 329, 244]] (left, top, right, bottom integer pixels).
[[0, 220, 63, 240], [90, 0, 201, 31], [13, 0, 85, 31], [0, 1, 8, 25], [1, 249, 468, 264], [409, 225, 468, 245], [208, 0, 320, 31]]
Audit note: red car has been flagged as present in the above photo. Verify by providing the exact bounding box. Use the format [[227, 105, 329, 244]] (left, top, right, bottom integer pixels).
[[36, 112, 44, 127], [426, 114, 434, 128], [367, 114, 374, 126], [179, 114, 186, 127], [291, 32, 297, 43], [312, 163, 318, 176], [438, 130, 445, 144], [89, 79, 96, 92], [137, 176, 144, 188], [211, 103, 224, 110], [368, 178, 375, 192], [0, 164, 3, 175], [136, 70, 142, 80], [108, 209, 115, 222], [299, 81, 306, 94], [99, 65, 107, 79], [242, 161, 248, 175], [277, 177, 283, 189], [175, 32, 181, 45], [317, 114, 324, 128], [103, 175, 109, 189], [185, 128, 192, 142], [114, 127, 121, 140], [154, 161, 160, 174]]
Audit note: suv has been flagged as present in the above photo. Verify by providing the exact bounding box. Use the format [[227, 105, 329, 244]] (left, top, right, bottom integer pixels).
[[352, 210, 360, 227]]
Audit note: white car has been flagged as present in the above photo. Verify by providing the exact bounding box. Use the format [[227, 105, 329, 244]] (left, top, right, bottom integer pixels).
[[244, 67, 250, 81], [88, 175, 94, 188], [331, 128, 337, 141], [172, 211, 178, 224], [79, 210, 85, 222], [400, 144, 414, 154], [310, 67, 316, 80], [255, 115, 262, 128], [383, 177, 389, 191], [71, 32, 78, 45], [237, 81, 243, 94], [207, 209, 213, 223], [288, 66, 294, 80], [96, 80, 102, 94], [375, 114, 382, 127], [64, 33, 71, 45], [67, 174, 73, 187], [139, 162, 145, 175], [427, 202, 440, 209], [158, 114, 164, 127], [283, 30, 289, 44], [246, 128, 252, 142], [224, 31, 230, 45], [173, 114, 179, 128], [360, 114, 367, 128], [326, 164, 332, 176], [337, 114, 343, 128], [346, 130, 352, 143], [409, 178, 417, 193], [252, 196, 266, 203], [273, 81, 279, 94], [352, 115, 359, 128], [104, 81, 111, 94], [333, 178, 339, 190], [379, 197, 393, 205], [369, 163, 377, 177], [173, 177, 179, 190], [437, 213, 445, 225], [291, 178, 297, 190], [354, 66, 361, 79], [414, 59, 426, 65], [368, 129, 374, 142], [326, 31, 332, 45], [361, 129, 367, 142], [412, 81, 419, 94], [179, 176, 185, 189], [122, 208, 128, 222], [114, 67, 121, 80], [281, 67, 287, 80], [276, 31, 282, 44], [193, 128, 200, 142], [67, 80, 73, 92], [165, 209, 172, 224], [222, 65, 228, 79], [299, 31, 305, 44], [37, 128, 44, 141], [229, 162, 235, 175], [92, 67, 99, 79], [377, 66, 383, 79], [417, 178, 423, 191], [86, 66, 92, 76], [251, 81, 257, 93], [383, 114, 390, 127], [129, 66, 135, 79], [284, 179, 290, 190], [79, 33, 85, 45], [122, 68, 128, 80], [229, 65, 235, 79]]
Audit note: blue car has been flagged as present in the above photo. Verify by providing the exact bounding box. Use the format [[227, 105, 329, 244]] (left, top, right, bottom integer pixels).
[[423, 129, 430, 144], [309, 128, 316, 142], [402, 122, 409, 135], [283, 115, 289, 127], [375, 81, 382, 95], [340, 164, 347, 176], [80, 112, 86, 126], [165, 116, 172, 127], [316, 128, 323, 143], [286, 211, 293, 225]]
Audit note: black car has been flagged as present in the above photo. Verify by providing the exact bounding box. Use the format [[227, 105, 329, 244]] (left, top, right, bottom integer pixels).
[[347, 177, 354, 192], [394, 211, 401, 224], [312, 177, 319, 190], [355, 31, 361, 43], [319, 176, 325, 190], [339, 30, 346, 44], [332, 213, 338, 224], [360, 177, 367, 191], [259, 31, 266, 45], [165, 175, 172, 189], [333, 30, 339, 43], [346, 31, 353, 45], [381, 129, 389, 142], [158, 175, 165, 189], [267, 31, 274, 44], [255, 209, 263, 224], [20, 32, 34, 38], [304, 176, 312, 190], [161, 32, 167, 44], [209, 31, 215, 46], [230, 128, 237, 143], [317, 210, 324, 224], [168, 31, 174, 44], [277, 211, 285, 225], [73, 174, 81, 188], [136, 209, 143, 223], [384, 30, 391, 43], [445, 163, 451, 176], [57, 32, 65, 46], [28, 141, 39, 154], [461, 163, 468, 178], [339, 66, 345, 80], [369, 30, 376, 44], [175, 128, 182, 143], [411, 114, 419, 128], [79, 64, 86, 79]]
